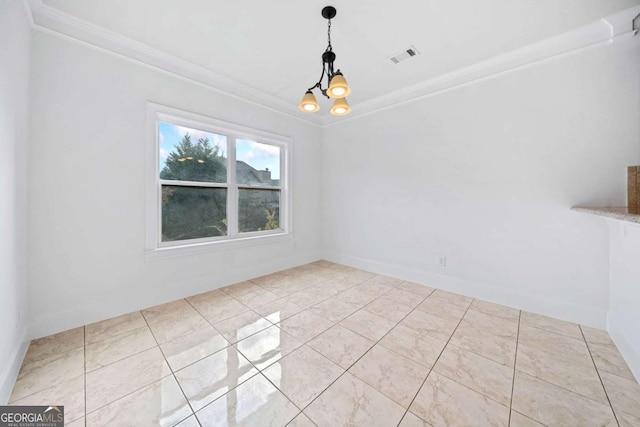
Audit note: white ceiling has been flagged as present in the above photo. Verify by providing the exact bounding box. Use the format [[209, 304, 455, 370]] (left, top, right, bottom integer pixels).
[[38, 0, 640, 119]]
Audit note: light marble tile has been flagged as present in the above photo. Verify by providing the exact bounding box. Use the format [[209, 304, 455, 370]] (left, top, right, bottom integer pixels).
[[366, 275, 403, 287], [175, 346, 258, 411], [261, 345, 343, 408], [516, 342, 608, 403], [259, 278, 310, 297], [340, 310, 396, 342], [10, 375, 84, 423], [449, 322, 516, 367], [617, 410, 640, 427], [23, 327, 84, 365], [434, 345, 513, 406], [512, 371, 617, 426], [10, 347, 84, 402], [191, 295, 249, 324], [235, 325, 303, 370], [580, 325, 615, 347], [85, 326, 157, 372], [306, 282, 343, 297], [277, 309, 334, 342], [286, 288, 330, 309], [142, 299, 198, 325], [175, 415, 201, 427], [86, 376, 191, 427], [85, 311, 146, 344], [428, 290, 472, 308], [288, 413, 316, 427], [253, 297, 305, 324], [185, 289, 231, 311], [221, 281, 262, 298], [398, 412, 430, 426], [195, 374, 299, 427], [308, 297, 360, 323], [235, 287, 280, 309], [509, 411, 545, 427], [311, 277, 356, 295], [159, 326, 229, 371], [410, 372, 509, 427], [148, 310, 211, 344], [336, 286, 384, 308], [600, 371, 640, 419], [363, 296, 415, 323], [518, 324, 592, 367], [395, 281, 434, 297], [401, 309, 460, 342], [305, 372, 405, 427], [85, 346, 171, 413], [470, 299, 520, 320], [334, 270, 376, 286], [382, 288, 426, 308], [589, 342, 636, 380], [307, 325, 375, 369], [212, 310, 273, 344], [520, 311, 582, 339], [358, 282, 395, 296], [416, 298, 467, 322], [461, 310, 518, 341], [349, 345, 428, 407], [379, 324, 446, 368], [251, 272, 287, 286]]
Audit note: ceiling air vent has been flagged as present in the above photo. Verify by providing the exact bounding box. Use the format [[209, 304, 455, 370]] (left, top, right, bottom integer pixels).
[[389, 46, 419, 64]]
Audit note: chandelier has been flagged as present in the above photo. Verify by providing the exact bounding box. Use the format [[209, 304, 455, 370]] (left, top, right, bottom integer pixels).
[[299, 6, 352, 116]]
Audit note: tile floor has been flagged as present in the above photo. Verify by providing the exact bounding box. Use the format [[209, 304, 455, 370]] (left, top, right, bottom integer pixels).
[[8, 261, 640, 426]]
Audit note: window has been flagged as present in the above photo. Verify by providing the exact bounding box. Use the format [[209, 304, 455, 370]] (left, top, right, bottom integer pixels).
[[146, 104, 290, 257]]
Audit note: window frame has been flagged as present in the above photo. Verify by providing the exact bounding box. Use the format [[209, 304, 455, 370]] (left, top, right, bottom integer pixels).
[[146, 103, 292, 259]]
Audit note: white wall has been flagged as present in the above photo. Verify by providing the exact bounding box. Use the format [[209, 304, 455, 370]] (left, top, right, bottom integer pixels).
[[608, 221, 640, 380], [322, 36, 640, 328], [0, 0, 32, 403], [28, 32, 323, 338]]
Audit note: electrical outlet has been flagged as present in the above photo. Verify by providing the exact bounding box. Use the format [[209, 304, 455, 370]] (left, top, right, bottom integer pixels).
[[439, 256, 447, 267]]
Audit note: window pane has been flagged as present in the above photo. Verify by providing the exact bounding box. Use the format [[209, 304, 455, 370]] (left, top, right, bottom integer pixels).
[[238, 189, 280, 233], [159, 122, 227, 183], [162, 186, 227, 241], [236, 139, 280, 186]]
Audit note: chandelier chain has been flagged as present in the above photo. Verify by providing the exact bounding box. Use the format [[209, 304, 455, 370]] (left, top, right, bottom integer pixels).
[[327, 18, 332, 51]]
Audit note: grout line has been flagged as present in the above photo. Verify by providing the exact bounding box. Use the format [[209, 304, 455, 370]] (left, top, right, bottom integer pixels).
[[579, 325, 621, 427], [508, 311, 522, 426], [396, 298, 473, 426]]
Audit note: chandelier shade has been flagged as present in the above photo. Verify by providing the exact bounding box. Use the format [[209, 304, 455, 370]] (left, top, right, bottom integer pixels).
[[299, 90, 320, 112], [330, 97, 351, 116], [327, 72, 351, 99]]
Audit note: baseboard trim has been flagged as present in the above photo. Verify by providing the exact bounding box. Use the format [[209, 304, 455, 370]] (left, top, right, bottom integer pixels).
[[30, 253, 320, 339], [0, 326, 30, 404], [607, 311, 640, 382], [322, 250, 608, 329]]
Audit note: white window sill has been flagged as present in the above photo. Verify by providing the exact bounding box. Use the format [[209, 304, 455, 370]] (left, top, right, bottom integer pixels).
[[145, 231, 292, 260]]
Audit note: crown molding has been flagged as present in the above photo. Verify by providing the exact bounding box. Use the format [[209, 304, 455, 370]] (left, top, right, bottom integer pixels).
[[24, 1, 640, 129], [26, 0, 323, 127], [323, 5, 640, 127]]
